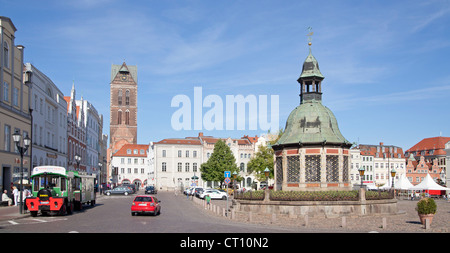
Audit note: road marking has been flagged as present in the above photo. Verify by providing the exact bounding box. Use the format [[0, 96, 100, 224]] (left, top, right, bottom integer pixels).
[[8, 220, 19, 225], [32, 219, 47, 223]]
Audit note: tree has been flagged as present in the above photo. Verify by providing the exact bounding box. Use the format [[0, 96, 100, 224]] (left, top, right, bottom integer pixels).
[[200, 140, 238, 187], [247, 145, 274, 182]]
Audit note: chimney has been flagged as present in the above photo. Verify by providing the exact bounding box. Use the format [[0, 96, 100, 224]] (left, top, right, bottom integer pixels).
[[380, 142, 384, 146], [198, 132, 203, 137]]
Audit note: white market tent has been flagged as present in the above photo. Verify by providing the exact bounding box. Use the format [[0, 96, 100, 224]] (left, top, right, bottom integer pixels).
[[409, 173, 450, 191], [379, 174, 415, 190]]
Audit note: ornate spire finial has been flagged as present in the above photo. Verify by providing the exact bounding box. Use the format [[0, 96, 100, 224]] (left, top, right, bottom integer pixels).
[[307, 27, 313, 47]]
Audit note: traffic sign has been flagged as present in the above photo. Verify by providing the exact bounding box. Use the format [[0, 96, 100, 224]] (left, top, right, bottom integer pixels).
[[224, 177, 231, 185], [224, 171, 231, 178]]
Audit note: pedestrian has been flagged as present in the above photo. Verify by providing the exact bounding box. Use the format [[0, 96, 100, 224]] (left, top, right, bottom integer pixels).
[[2, 190, 13, 206], [205, 194, 211, 209], [12, 186, 19, 206]]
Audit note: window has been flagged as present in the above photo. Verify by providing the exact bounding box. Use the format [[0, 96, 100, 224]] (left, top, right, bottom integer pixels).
[[12, 86, 18, 106], [125, 90, 130, 105], [127, 149, 131, 154], [133, 149, 138, 154], [193, 151, 197, 157], [178, 162, 182, 172], [3, 82, 9, 101], [125, 110, 130, 125], [4, 125, 11, 151], [185, 163, 189, 172], [162, 162, 167, 172], [118, 89, 122, 105], [117, 110, 122, 124], [193, 163, 197, 172], [3, 41, 9, 68], [178, 150, 182, 157], [121, 158, 125, 164], [162, 150, 166, 157], [186, 150, 189, 157]]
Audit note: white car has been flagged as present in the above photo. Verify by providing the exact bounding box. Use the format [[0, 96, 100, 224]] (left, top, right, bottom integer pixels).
[[199, 189, 228, 200]]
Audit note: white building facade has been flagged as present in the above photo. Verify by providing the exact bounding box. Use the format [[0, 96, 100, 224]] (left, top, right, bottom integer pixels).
[[350, 143, 406, 188], [154, 133, 262, 191], [25, 63, 68, 169], [110, 143, 153, 188]]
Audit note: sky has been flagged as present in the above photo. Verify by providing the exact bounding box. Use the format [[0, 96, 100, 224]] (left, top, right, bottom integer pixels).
[[2, 0, 450, 151]]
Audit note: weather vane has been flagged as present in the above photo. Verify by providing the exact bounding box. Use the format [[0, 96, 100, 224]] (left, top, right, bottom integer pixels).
[[307, 27, 313, 46]]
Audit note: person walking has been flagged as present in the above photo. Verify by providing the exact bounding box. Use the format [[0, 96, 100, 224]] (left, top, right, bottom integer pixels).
[[13, 186, 19, 206], [205, 194, 211, 209]]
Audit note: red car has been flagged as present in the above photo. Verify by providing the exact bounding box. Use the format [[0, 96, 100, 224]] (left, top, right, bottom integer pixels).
[[131, 195, 161, 216]]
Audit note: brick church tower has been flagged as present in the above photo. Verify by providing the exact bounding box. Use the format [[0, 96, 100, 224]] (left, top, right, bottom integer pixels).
[[109, 62, 138, 154]]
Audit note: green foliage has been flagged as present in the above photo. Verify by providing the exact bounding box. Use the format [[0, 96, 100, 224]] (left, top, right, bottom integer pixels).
[[200, 140, 238, 184], [270, 190, 359, 201], [247, 145, 274, 181], [416, 197, 437, 214]]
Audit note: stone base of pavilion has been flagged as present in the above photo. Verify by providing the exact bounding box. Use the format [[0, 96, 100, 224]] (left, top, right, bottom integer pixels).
[[233, 188, 398, 218]]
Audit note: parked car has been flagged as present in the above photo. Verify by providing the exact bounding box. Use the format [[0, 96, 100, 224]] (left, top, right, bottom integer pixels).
[[194, 187, 204, 198], [104, 186, 134, 196], [131, 195, 161, 216], [122, 184, 136, 193], [199, 189, 228, 200], [145, 185, 157, 194]]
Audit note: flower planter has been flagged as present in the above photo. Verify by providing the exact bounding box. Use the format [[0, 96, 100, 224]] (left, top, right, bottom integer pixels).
[[418, 213, 434, 226]]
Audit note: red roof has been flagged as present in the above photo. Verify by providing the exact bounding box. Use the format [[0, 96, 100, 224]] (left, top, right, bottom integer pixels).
[[406, 137, 450, 153], [357, 144, 404, 158], [154, 139, 201, 145], [113, 144, 149, 157], [154, 132, 257, 146]]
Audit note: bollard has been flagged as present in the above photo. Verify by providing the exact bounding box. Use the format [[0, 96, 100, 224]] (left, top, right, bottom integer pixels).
[[248, 211, 253, 222], [382, 217, 387, 229], [425, 218, 431, 230], [341, 216, 346, 228], [304, 215, 309, 227], [271, 213, 276, 223]]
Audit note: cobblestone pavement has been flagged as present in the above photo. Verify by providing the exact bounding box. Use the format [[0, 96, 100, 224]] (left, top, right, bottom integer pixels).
[[191, 195, 449, 233]]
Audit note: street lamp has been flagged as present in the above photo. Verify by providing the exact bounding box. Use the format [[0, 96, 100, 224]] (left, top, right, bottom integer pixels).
[[264, 167, 270, 189], [74, 154, 81, 170], [232, 171, 237, 198], [391, 168, 396, 189], [358, 167, 365, 188], [12, 131, 31, 214], [98, 162, 102, 193]]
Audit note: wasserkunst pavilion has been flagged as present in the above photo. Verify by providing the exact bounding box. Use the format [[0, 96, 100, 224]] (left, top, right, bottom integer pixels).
[[272, 44, 352, 191]]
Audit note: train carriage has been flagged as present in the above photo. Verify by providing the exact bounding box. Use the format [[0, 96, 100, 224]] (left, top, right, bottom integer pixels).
[[25, 166, 96, 217]]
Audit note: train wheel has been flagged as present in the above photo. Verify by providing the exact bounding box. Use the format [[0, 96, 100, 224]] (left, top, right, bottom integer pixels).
[[67, 201, 74, 215], [30, 211, 38, 217], [59, 204, 67, 216]]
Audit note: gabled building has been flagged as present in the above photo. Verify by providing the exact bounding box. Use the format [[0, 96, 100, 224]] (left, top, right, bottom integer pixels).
[[405, 136, 449, 185], [64, 84, 86, 171], [405, 154, 440, 185]]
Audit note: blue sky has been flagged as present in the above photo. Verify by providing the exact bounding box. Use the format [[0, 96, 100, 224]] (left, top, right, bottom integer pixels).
[[2, 0, 450, 151]]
